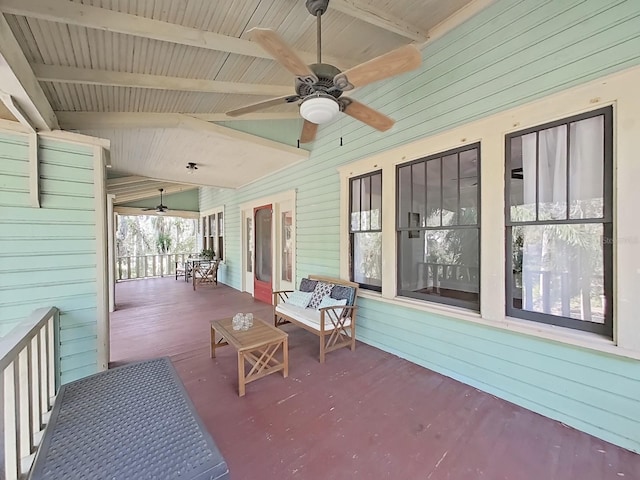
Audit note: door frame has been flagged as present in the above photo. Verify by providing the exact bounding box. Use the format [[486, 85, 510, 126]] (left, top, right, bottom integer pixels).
[[240, 190, 296, 297]]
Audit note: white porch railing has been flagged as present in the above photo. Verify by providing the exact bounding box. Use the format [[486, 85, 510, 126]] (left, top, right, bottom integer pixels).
[[1, 307, 59, 480], [116, 253, 197, 281]]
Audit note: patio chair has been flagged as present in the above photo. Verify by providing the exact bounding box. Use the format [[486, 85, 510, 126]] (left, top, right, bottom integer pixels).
[[193, 260, 219, 290], [175, 260, 186, 280]]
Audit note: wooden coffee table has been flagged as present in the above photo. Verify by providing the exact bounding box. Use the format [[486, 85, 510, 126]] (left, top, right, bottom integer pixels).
[[210, 317, 288, 396]]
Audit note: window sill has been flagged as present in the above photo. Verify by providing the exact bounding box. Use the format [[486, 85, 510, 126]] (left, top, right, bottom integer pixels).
[[356, 291, 640, 361]]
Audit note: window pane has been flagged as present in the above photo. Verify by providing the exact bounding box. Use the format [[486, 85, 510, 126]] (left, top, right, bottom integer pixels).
[[458, 149, 478, 225], [281, 211, 292, 282], [570, 116, 604, 219], [350, 177, 361, 231], [510, 224, 605, 323], [398, 165, 411, 228], [509, 134, 536, 222], [352, 232, 382, 288], [441, 154, 458, 226], [411, 163, 425, 227], [426, 158, 442, 226], [246, 217, 252, 273], [538, 125, 567, 220], [398, 229, 479, 308], [255, 208, 272, 283], [361, 175, 371, 231], [371, 173, 382, 230], [218, 212, 224, 236], [209, 215, 216, 237]]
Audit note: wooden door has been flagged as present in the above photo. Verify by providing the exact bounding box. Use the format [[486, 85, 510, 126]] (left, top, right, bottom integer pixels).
[[253, 204, 273, 304]]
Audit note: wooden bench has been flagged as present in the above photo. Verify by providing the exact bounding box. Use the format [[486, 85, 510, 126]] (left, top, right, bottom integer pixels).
[[273, 275, 359, 363]]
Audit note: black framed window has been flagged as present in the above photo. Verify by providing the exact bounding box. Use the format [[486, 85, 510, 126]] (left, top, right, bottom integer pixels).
[[397, 144, 480, 310], [505, 106, 613, 337], [217, 212, 224, 261], [349, 171, 382, 291]]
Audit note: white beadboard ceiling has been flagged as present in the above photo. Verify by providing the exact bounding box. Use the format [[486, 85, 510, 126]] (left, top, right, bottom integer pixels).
[[0, 0, 488, 189]]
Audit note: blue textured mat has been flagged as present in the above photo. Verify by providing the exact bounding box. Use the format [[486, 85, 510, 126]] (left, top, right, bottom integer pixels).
[[30, 357, 229, 480]]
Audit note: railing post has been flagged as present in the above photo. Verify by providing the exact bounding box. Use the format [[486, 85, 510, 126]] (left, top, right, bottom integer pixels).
[[127, 257, 131, 280], [153, 256, 157, 277]]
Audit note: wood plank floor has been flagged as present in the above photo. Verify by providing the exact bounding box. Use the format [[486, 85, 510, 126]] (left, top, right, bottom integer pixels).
[[110, 278, 640, 480]]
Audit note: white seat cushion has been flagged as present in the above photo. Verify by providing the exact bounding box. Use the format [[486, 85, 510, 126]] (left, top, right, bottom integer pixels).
[[276, 303, 351, 332]]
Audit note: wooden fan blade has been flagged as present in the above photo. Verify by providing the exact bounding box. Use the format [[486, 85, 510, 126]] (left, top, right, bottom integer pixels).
[[341, 98, 395, 132], [249, 28, 318, 83], [334, 45, 421, 90], [226, 95, 299, 117], [300, 120, 318, 143]]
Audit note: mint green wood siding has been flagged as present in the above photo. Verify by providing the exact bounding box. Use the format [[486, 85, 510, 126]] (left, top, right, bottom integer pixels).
[[0, 132, 99, 384], [200, 0, 640, 451]]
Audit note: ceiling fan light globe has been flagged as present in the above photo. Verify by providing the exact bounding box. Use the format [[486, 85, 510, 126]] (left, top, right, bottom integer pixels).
[[300, 96, 339, 125]]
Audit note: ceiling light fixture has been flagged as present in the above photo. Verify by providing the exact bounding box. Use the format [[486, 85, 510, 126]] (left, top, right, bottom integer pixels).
[[186, 162, 198, 174], [299, 94, 339, 125]]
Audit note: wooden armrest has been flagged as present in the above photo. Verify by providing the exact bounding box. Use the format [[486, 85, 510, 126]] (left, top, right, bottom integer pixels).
[[273, 290, 294, 294]]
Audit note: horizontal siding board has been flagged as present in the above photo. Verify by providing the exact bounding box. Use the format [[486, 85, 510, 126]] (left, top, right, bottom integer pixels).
[[0, 253, 96, 271], [0, 205, 95, 223], [0, 267, 97, 286], [0, 223, 94, 239], [0, 158, 29, 177], [39, 163, 94, 183], [60, 363, 98, 385], [1, 238, 96, 254]]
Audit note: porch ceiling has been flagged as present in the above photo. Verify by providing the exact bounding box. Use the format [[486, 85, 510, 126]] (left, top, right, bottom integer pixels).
[[0, 0, 488, 188]]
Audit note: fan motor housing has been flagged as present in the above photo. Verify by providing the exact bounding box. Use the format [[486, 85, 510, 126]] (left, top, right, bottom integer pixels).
[[305, 0, 329, 16], [296, 63, 343, 98]]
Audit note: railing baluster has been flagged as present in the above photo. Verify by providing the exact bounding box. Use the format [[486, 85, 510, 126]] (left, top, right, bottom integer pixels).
[[31, 335, 42, 434], [4, 362, 19, 480], [127, 257, 131, 280], [47, 316, 56, 407], [39, 330, 47, 419], [18, 348, 32, 458]]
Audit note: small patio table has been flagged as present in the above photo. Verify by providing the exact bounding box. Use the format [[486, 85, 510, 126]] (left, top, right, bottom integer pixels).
[[210, 317, 288, 396]]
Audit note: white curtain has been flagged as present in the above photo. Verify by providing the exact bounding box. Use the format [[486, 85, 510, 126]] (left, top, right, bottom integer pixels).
[[520, 117, 604, 322]]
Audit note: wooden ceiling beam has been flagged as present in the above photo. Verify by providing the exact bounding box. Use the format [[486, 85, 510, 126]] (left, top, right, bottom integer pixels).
[[0, 0, 353, 68], [32, 64, 293, 97], [0, 14, 58, 130], [57, 112, 300, 130], [330, 0, 429, 42]]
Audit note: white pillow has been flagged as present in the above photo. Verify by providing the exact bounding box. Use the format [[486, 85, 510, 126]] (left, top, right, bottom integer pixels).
[[285, 290, 313, 308], [317, 295, 348, 316]]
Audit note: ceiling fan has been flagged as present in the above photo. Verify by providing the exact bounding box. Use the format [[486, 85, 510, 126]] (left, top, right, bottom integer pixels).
[[226, 0, 422, 143], [143, 188, 169, 214]]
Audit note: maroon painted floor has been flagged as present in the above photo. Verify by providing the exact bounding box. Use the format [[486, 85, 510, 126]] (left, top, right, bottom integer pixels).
[[110, 278, 640, 480]]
